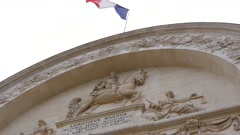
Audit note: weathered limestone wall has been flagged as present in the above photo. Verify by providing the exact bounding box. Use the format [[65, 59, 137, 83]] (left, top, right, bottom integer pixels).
[[1, 23, 240, 135], [1, 67, 240, 135]]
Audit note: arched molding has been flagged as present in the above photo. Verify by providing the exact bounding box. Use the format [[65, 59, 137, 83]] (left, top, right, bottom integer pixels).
[[1, 22, 240, 130]]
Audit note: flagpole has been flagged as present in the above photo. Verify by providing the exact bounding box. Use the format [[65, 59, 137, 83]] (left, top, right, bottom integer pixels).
[[123, 10, 130, 32]]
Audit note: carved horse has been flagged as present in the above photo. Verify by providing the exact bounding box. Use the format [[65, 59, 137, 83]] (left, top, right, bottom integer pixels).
[[75, 69, 147, 117]]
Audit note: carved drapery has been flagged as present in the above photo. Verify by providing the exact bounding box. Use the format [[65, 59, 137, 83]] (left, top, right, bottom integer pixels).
[[147, 115, 240, 135]]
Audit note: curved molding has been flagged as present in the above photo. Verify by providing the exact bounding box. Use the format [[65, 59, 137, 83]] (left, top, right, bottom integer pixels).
[[1, 22, 240, 129]]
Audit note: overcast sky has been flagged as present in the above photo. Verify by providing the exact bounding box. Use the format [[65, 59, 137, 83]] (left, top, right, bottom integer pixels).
[[0, 0, 240, 82]]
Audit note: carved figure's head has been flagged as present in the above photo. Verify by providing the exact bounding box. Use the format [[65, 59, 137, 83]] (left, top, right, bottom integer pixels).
[[134, 69, 147, 85], [165, 91, 175, 98], [38, 120, 47, 127], [109, 72, 117, 79]]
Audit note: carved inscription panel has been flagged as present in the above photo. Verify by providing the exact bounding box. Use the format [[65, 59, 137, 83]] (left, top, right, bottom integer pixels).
[[60, 112, 134, 135], [61, 112, 133, 135], [56, 104, 145, 135]]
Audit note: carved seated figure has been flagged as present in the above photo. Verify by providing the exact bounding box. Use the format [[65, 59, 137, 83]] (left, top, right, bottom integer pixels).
[[65, 69, 147, 118], [90, 72, 119, 98], [144, 90, 206, 121], [32, 120, 56, 135]]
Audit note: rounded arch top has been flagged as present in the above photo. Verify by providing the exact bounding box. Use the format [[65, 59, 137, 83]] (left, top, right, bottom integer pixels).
[[1, 22, 240, 130]]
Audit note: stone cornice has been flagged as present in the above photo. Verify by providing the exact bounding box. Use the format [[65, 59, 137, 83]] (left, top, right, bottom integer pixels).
[[1, 23, 240, 105], [1, 22, 240, 91]]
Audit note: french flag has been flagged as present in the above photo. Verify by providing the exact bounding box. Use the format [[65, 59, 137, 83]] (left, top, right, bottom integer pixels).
[[86, 0, 129, 20]]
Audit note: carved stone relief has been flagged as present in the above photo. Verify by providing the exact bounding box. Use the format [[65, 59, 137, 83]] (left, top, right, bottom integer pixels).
[[66, 69, 147, 119], [233, 115, 240, 131], [58, 104, 145, 135], [66, 97, 82, 119], [138, 132, 167, 135], [148, 132, 167, 135], [90, 72, 119, 98], [19, 120, 56, 135], [32, 120, 56, 135], [142, 91, 206, 121], [153, 115, 240, 135], [1, 33, 240, 107]]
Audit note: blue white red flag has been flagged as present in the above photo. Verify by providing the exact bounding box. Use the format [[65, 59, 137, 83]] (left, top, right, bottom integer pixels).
[[86, 0, 129, 20]]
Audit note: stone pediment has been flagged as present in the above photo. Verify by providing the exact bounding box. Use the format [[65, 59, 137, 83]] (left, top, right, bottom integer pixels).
[[1, 23, 240, 135]]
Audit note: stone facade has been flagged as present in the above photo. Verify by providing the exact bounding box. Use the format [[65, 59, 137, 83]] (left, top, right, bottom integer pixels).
[[1, 23, 240, 135]]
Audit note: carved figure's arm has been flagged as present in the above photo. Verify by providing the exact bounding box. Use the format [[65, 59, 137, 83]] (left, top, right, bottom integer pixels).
[[158, 99, 175, 106], [32, 127, 41, 134], [175, 93, 204, 103], [94, 81, 106, 90], [146, 99, 162, 109], [46, 127, 56, 135], [174, 97, 191, 103]]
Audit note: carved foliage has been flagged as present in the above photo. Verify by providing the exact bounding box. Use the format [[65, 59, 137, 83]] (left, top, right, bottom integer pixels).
[[1, 34, 240, 106], [158, 115, 240, 135]]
